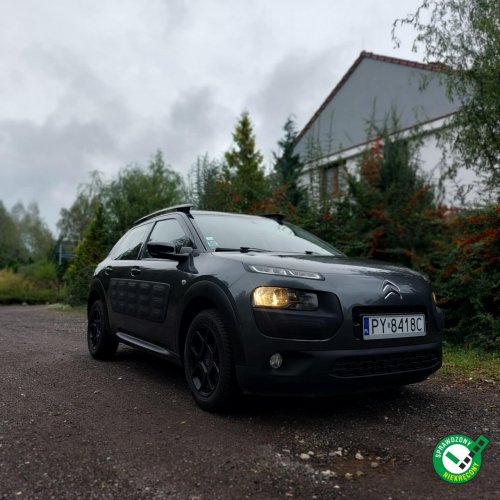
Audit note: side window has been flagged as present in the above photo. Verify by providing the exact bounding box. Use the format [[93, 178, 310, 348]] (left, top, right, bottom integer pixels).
[[109, 223, 152, 260], [144, 218, 193, 257]]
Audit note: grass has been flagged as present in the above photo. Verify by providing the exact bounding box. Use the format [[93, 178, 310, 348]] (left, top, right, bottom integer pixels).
[[441, 343, 500, 381]]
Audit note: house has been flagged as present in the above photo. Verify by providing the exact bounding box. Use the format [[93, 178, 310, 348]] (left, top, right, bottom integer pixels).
[[293, 51, 467, 199]]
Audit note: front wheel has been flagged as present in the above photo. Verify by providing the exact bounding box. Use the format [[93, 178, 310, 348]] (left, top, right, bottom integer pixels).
[[183, 309, 238, 412], [87, 300, 119, 360]]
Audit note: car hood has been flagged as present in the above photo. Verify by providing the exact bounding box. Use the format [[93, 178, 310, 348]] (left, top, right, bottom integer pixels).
[[214, 252, 427, 281]]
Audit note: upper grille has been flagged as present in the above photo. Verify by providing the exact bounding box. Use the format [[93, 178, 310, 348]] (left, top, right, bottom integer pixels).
[[330, 349, 440, 378]]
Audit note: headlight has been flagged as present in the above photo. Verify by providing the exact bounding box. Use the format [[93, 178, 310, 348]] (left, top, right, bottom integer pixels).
[[248, 265, 324, 281], [432, 292, 437, 304], [252, 287, 318, 311]]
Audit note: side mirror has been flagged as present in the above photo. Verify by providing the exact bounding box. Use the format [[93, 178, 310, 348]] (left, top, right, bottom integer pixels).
[[146, 241, 190, 261]]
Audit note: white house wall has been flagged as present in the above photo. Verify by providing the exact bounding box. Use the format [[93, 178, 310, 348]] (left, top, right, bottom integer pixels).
[[418, 134, 481, 203], [294, 57, 460, 162]]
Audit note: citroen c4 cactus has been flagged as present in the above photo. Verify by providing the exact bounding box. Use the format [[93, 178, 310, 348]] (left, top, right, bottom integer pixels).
[[87, 204, 443, 411]]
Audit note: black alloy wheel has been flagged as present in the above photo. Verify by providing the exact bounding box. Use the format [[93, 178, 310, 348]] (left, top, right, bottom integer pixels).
[[188, 325, 221, 396], [184, 309, 238, 411], [87, 300, 119, 359]]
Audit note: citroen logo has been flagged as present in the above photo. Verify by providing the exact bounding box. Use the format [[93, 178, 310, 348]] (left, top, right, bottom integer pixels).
[[383, 280, 402, 300]]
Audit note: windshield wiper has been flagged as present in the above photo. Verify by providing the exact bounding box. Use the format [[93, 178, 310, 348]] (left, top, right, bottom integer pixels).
[[240, 247, 270, 253], [214, 247, 321, 255], [214, 247, 270, 253], [267, 250, 321, 255]]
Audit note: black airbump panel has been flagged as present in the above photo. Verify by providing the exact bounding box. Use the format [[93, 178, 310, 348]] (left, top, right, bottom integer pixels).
[[110, 279, 170, 323]]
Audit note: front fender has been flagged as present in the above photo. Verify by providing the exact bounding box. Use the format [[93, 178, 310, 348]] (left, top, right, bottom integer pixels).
[[176, 279, 246, 365]]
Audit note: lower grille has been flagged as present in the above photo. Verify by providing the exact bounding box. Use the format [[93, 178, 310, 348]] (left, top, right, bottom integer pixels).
[[331, 349, 440, 378]]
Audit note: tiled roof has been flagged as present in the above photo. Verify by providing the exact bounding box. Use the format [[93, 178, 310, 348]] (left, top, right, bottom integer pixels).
[[295, 51, 449, 144]]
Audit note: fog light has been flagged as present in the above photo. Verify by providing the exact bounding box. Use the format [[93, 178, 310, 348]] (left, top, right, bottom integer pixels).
[[269, 353, 283, 369]]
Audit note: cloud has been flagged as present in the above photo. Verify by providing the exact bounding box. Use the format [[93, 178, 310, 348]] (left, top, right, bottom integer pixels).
[[163, 86, 234, 168], [107, 85, 235, 174], [0, 117, 117, 233], [246, 46, 352, 164], [0, 46, 137, 231]]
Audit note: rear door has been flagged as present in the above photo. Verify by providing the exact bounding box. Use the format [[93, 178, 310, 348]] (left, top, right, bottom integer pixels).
[[104, 222, 153, 333]]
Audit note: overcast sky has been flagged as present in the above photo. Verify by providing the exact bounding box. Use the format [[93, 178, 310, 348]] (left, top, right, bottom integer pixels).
[[0, 0, 424, 233]]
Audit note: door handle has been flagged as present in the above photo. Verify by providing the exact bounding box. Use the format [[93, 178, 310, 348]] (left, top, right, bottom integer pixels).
[[130, 267, 141, 277], [104, 266, 113, 276]]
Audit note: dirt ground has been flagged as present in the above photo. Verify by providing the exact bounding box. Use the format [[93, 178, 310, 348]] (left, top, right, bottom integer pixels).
[[0, 305, 498, 499]]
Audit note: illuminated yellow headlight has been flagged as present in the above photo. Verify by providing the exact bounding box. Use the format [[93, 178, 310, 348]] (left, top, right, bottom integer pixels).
[[432, 292, 437, 304], [253, 287, 291, 308], [252, 287, 318, 310]]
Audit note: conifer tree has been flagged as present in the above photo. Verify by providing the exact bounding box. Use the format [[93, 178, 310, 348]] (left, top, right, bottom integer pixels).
[[272, 116, 307, 212], [64, 203, 111, 305], [224, 111, 267, 212]]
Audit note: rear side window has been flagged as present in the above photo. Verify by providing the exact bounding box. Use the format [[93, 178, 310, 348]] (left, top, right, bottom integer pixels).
[[109, 223, 152, 260]]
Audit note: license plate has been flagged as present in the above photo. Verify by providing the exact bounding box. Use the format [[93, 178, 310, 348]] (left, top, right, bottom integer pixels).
[[362, 314, 426, 340]]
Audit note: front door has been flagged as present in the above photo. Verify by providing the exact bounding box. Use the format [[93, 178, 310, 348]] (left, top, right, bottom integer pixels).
[[125, 216, 195, 349]]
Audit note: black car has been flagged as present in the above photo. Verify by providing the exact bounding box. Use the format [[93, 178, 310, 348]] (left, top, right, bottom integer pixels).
[[87, 204, 443, 411]]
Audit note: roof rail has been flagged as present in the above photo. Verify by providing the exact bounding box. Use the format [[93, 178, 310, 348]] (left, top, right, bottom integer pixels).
[[134, 204, 193, 225]]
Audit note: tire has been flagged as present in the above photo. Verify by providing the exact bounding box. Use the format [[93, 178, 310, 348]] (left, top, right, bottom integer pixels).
[[87, 299, 119, 360], [183, 309, 239, 412]]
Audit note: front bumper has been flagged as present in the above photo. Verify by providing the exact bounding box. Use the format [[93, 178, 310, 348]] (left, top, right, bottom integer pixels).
[[235, 342, 442, 396]]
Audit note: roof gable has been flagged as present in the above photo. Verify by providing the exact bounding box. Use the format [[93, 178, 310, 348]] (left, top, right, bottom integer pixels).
[[294, 51, 459, 161]]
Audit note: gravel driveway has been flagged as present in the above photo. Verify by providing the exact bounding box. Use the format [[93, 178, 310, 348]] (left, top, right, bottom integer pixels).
[[0, 305, 498, 499]]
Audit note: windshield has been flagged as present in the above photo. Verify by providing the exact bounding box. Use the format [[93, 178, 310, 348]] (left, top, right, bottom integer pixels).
[[193, 213, 344, 256]]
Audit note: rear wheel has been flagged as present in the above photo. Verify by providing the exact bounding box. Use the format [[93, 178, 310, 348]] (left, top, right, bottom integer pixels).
[[87, 300, 118, 359], [184, 309, 238, 412]]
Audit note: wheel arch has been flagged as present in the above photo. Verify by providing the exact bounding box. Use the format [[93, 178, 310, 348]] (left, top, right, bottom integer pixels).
[[87, 279, 107, 317], [177, 281, 245, 366]]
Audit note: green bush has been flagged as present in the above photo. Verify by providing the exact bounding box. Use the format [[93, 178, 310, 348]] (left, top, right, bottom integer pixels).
[[65, 262, 99, 306], [0, 268, 64, 304], [432, 206, 500, 350], [18, 260, 58, 282]]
